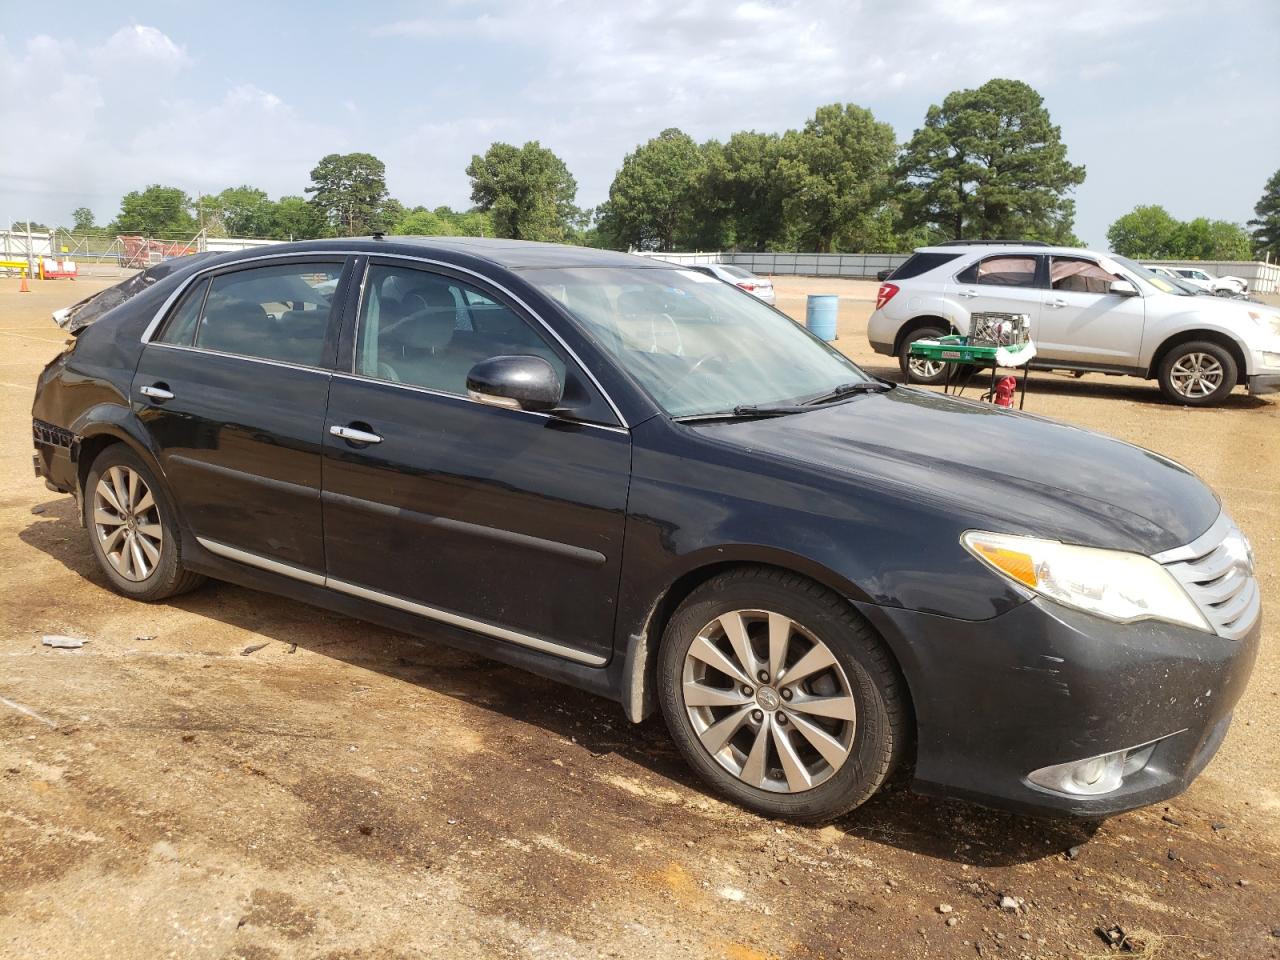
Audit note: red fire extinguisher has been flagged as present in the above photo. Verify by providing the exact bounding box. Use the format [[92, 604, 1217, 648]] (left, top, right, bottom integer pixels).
[[993, 375, 1017, 407]]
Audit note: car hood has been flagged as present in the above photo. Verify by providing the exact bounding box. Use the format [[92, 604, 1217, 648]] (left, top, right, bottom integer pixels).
[[693, 387, 1221, 555]]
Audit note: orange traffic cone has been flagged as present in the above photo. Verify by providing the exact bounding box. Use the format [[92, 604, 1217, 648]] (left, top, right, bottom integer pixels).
[[19, 270, 31, 293]]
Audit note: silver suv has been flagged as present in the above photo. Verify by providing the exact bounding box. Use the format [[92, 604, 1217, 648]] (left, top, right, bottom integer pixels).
[[867, 242, 1280, 406]]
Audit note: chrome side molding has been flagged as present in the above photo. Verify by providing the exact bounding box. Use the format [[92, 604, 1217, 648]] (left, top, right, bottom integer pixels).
[[195, 536, 607, 667]]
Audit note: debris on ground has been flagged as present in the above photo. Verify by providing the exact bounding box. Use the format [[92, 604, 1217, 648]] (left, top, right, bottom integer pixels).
[[1096, 924, 1145, 952], [938, 903, 953, 914], [240, 642, 269, 656], [1066, 845, 1082, 860], [998, 895, 1023, 912], [1162, 814, 1184, 827], [135, 634, 156, 642], [42, 634, 87, 649], [31, 505, 45, 515], [288, 642, 298, 654]]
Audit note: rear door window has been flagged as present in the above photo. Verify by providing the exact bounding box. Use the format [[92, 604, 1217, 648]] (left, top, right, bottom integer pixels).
[[192, 262, 344, 366], [956, 255, 1040, 287]]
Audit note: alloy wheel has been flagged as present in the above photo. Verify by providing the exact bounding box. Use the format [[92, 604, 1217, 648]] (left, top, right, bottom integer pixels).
[[681, 610, 856, 793], [907, 355, 944, 380], [93, 465, 163, 582], [1169, 352, 1225, 399]]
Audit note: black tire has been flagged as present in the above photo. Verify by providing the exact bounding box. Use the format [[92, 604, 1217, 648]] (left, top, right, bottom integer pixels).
[[1156, 340, 1237, 407], [898, 325, 948, 384], [657, 567, 907, 823], [83, 444, 205, 601]]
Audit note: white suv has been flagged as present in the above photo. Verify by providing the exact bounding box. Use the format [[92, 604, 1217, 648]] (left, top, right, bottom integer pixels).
[[867, 242, 1280, 406]]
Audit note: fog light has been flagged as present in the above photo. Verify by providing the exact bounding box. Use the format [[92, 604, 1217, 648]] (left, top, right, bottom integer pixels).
[[1027, 736, 1171, 797]]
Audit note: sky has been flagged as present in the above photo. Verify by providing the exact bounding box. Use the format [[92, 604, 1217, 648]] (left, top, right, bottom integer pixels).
[[2, 0, 1278, 249]]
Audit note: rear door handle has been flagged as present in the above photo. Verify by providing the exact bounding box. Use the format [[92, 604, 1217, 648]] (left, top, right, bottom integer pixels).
[[957, 289, 977, 298], [330, 424, 383, 444], [140, 384, 174, 400], [1049, 298, 1068, 308]]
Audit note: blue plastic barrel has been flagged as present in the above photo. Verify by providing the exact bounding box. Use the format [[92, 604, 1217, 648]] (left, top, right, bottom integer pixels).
[[805, 294, 839, 341]]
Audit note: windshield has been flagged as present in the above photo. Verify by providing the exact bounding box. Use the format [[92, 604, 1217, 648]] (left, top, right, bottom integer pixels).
[[524, 266, 871, 417], [1111, 255, 1194, 296]]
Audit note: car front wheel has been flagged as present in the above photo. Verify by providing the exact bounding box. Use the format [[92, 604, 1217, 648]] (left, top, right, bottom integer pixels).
[[1157, 341, 1237, 406], [658, 568, 906, 823], [83, 445, 205, 600]]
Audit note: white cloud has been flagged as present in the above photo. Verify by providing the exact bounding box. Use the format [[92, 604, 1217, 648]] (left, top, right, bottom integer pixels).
[[92, 24, 191, 69]]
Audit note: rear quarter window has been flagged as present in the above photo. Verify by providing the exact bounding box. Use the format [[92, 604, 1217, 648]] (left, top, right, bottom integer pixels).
[[887, 252, 961, 281]]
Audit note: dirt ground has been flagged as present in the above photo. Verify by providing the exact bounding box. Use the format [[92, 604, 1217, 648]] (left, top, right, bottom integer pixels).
[[1, 274, 1277, 960]]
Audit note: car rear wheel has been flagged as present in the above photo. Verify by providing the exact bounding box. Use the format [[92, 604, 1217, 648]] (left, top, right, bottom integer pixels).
[[658, 568, 906, 823], [898, 325, 947, 384], [1157, 341, 1237, 406], [83, 445, 205, 601]]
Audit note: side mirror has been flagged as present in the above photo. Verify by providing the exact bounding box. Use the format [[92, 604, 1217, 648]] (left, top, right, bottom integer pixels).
[[1110, 279, 1139, 297], [466, 355, 563, 412]]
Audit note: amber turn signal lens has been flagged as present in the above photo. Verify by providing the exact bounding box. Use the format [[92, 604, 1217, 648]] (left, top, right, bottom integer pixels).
[[971, 543, 1038, 588]]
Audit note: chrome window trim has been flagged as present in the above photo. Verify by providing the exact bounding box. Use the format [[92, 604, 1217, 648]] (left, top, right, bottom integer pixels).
[[330, 371, 628, 435], [139, 248, 630, 429], [195, 536, 607, 667], [145, 340, 334, 376]]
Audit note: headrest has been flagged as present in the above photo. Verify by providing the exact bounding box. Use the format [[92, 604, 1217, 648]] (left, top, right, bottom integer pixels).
[[399, 306, 456, 351]]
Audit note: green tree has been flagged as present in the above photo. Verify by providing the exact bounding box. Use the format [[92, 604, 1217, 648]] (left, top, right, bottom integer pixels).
[[1248, 169, 1280, 260], [10, 220, 50, 233], [1176, 218, 1252, 260], [434, 205, 494, 237], [899, 78, 1085, 241], [1105, 205, 1182, 258], [110, 185, 197, 236], [305, 152, 389, 236], [776, 104, 898, 252], [270, 195, 331, 240], [71, 207, 97, 232], [214, 186, 277, 237], [703, 131, 791, 250], [466, 141, 578, 241], [597, 128, 709, 251], [393, 207, 460, 236]]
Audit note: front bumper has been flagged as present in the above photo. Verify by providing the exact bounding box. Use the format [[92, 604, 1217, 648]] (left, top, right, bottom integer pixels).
[[857, 596, 1261, 818], [1248, 373, 1280, 396]]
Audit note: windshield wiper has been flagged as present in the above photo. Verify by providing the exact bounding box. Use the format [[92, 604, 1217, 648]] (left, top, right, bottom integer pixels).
[[800, 381, 893, 405], [673, 404, 809, 423]]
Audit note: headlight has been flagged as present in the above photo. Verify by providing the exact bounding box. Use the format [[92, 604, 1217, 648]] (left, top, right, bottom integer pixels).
[[961, 531, 1210, 632]]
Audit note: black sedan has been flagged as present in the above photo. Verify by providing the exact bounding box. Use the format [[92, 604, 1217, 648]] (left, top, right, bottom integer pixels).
[[31, 238, 1260, 822]]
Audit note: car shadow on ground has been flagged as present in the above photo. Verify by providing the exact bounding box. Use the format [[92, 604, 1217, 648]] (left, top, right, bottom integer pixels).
[[21, 496, 1098, 867]]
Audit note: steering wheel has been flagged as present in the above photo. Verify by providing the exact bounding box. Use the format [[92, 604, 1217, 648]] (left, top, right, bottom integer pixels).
[[671, 351, 731, 387], [647, 312, 684, 357]]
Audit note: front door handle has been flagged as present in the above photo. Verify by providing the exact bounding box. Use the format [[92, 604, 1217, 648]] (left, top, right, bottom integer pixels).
[[140, 384, 174, 400], [958, 289, 978, 299], [1048, 297, 1068, 308], [330, 424, 383, 444]]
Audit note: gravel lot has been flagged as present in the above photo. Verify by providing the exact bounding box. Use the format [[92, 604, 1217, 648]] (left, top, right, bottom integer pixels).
[[1, 274, 1277, 959]]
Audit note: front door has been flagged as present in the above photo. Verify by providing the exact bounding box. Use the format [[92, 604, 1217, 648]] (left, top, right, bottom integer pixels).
[[320, 260, 630, 665], [1033, 255, 1146, 367], [132, 257, 349, 573]]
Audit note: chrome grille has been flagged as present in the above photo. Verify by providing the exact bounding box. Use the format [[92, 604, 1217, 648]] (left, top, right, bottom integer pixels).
[[1153, 512, 1260, 640]]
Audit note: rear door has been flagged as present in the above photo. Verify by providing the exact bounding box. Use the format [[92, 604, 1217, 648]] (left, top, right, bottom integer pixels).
[[945, 253, 1045, 341], [320, 259, 630, 665], [1034, 255, 1146, 367], [133, 256, 350, 573]]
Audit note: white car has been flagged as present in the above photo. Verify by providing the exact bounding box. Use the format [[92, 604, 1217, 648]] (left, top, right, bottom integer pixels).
[[685, 263, 776, 305], [1148, 265, 1248, 297], [868, 241, 1280, 405]]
